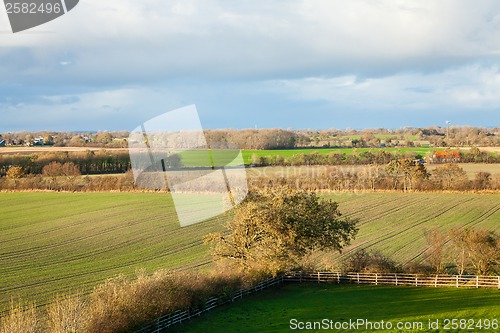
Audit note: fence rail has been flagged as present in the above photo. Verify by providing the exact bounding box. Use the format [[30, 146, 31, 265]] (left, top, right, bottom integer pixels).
[[136, 272, 499, 332], [135, 276, 284, 333], [285, 271, 500, 289]]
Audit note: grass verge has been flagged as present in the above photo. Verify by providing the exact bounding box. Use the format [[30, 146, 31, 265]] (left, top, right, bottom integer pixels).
[[171, 283, 500, 333]]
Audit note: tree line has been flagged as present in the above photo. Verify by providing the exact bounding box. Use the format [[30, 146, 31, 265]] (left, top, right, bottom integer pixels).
[[0, 150, 131, 177], [249, 162, 499, 192], [251, 148, 500, 166], [1, 147, 498, 182], [342, 228, 500, 276], [1, 162, 498, 192], [2, 126, 498, 150]]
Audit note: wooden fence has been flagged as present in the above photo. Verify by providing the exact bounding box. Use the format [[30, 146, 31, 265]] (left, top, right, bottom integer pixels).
[[285, 271, 500, 289], [136, 272, 499, 332], [135, 276, 284, 333]]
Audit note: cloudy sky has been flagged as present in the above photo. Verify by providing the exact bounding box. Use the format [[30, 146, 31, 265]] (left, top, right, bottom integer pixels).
[[1, 0, 500, 132]]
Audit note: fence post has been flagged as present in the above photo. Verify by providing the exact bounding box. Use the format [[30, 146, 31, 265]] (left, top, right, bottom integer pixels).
[[357, 273, 360, 284], [395, 274, 398, 286], [456, 275, 459, 288], [498, 276, 500, 290], [435, 275, 438, 288], [375, 273, 378, 286], [476, 276, 479, 288], [337, 272, 340, 284], [415, 275, 418, 287], [318, 272, 321, 283]]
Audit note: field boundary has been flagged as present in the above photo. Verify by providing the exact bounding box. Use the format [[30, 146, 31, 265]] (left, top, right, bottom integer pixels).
[[135, 272, 499, 332], [285, 271, 500, 289], [134, 277, 284, 333]]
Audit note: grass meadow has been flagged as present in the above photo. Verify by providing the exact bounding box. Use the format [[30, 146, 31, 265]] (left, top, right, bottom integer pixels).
[[0, 192, 499, 313], [177, 147, 435, 167], [170, 283, 500, 333]]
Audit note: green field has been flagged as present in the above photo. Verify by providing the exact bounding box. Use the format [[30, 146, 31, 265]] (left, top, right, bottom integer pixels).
[[329, 192, 500, 266], [170, 283, 500, 333], [1, 192, 499, 312], [337, 134, 420, 141], [178, 147, 434, 166], [0, 192, 225, 312]]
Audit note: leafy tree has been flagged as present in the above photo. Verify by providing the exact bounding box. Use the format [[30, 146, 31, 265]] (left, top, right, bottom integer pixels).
[[474, 172, 491, 190], [432, 163, 468, 190], [42, 162, 81, 190], [6, 166, 25, 179], [95, 132, 113, 144], [44, 135, 54, 145], [204, 186, 358, 276], [386, 159, 428, 191]]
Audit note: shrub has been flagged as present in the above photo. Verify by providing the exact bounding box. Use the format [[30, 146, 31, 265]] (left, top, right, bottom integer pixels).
[[47, 293, 87, 333], [341, 249, 400, 273], [6, 166, 24, 179], [0, 301, 40, 333]]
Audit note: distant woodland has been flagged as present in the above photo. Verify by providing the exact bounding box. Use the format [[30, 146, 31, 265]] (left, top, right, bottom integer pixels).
[[1, 127, 499, 192], [1, 126, 499, 149]]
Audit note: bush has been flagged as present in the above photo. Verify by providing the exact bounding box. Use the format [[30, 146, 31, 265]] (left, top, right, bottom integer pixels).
[[341, 249, 400, 273], [6, 166, 24, 179], [47, 293, 87, 333], [0, 301, 40, 333]]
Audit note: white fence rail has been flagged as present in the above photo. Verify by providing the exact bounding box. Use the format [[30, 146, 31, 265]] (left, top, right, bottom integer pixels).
[[136, 272, 499, 332], [135, 277, 283, 333], [285, 271, 500, 289]]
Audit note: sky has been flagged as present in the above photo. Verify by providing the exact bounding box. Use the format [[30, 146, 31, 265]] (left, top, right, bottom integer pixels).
[[1, 0, 500, 132]]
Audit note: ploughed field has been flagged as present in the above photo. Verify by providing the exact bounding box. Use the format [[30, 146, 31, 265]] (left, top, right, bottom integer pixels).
[[0, 192, 499, 312]]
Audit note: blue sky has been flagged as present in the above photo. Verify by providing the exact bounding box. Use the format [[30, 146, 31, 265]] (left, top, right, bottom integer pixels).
[[1, 0, 500, 132]]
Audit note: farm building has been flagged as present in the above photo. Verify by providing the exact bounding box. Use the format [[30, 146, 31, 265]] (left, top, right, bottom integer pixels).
[[430, 150, 460, 163], [0, 139, 5, 147]]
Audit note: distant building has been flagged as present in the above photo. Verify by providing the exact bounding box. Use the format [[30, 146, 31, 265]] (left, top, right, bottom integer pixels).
[[0, 139, 5, 147], [33, 136, 44, 146], [414, 140, 433, 147], [430, 150, 460, 164]]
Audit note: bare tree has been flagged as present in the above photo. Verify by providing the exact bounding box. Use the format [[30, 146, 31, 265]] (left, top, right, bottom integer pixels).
[[449, 228, 499, 275], [425, 229, 447, 273]]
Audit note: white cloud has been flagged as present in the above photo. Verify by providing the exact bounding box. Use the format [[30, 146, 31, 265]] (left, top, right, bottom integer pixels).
[[271, 65, 500, 110], [2, 0, 500, 81]]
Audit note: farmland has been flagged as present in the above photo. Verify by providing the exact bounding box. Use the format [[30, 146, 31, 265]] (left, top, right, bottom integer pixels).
[[0, 192, 225, 312], [326, 192, 500, 266], [1, 192, 499, 312], [178, 147, 435, 166], [170, 283, 500, 333]]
